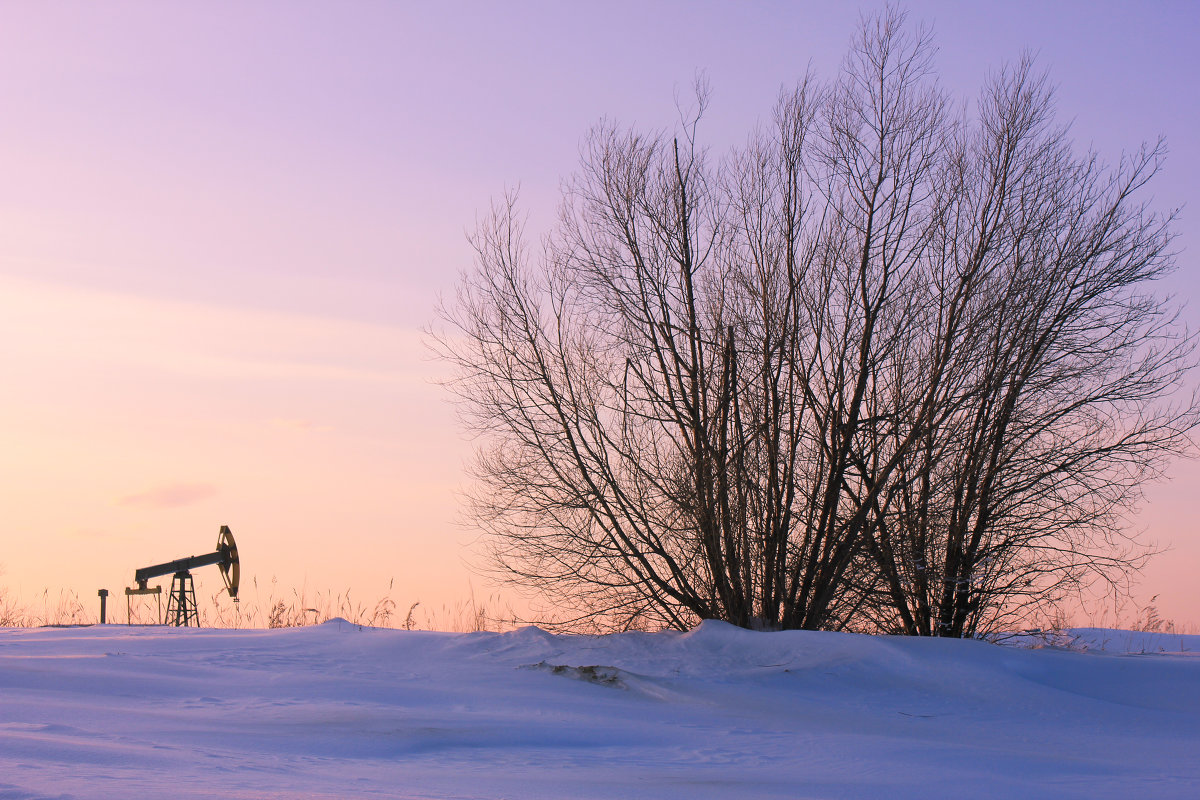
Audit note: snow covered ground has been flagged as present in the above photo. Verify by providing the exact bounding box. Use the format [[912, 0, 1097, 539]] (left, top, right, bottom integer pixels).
[[1, 621, 1197, 799]]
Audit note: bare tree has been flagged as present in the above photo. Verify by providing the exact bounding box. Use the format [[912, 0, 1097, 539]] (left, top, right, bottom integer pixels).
[[432, 8, 1196, 634], [853, 58, 1197, 636]]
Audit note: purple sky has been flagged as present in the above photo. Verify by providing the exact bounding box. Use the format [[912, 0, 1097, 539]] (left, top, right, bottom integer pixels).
[[1, 1, 1197, 626]]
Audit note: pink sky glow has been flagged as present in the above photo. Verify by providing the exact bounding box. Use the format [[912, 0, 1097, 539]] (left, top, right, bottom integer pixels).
[[1, 1, 1197, 627]]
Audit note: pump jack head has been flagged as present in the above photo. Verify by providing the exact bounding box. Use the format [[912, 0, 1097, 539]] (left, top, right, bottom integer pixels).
[[216, 525, 240, 600]]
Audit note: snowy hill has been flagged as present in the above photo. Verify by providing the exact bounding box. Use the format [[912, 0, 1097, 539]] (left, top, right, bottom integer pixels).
[[2, 621, 1197, 799]]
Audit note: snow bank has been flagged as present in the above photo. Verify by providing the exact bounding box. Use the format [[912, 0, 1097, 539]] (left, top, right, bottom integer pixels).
[[1, 621, 1196, 798]]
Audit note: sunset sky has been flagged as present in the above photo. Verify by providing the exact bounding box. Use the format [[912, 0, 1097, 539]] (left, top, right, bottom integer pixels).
[[1, 1, 1197, 626]]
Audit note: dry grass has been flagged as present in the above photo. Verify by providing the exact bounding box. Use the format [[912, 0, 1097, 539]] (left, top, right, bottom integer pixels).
[[0, 588, 34, 627], [0, 578, 518, 633], [1075, 594, 1200, 636], [206, 578, 518, 632], [0, 588, 91, 627], [15, 581, 1188, 637], [995, 595, 1200, 650]]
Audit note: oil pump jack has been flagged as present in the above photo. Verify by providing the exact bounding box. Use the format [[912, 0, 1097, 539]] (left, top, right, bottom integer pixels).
[[126, 526, 239, 626]]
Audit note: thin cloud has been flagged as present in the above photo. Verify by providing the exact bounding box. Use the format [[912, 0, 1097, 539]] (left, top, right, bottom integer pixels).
[[270, 417, 334, 433], [117, 483, 218, 509]]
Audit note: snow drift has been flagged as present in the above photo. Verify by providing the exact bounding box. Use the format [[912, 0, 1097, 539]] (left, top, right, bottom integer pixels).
[[1, 620, 1197, 799]]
